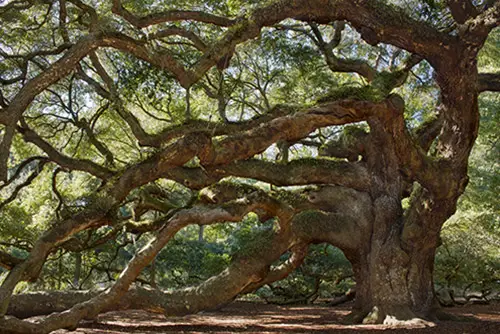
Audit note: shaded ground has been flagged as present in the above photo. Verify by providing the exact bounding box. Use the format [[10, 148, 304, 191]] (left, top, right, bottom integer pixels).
[[54, 301, 500, 333]]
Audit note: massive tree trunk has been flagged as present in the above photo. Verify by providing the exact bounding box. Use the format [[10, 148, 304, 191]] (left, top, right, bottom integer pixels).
[[1, 0, 498, 333], [351, 233, 439, 324]]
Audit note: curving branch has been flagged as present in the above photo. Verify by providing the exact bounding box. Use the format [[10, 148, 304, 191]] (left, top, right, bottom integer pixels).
[[0, 189, 296, 332], [143, 105, 292, 147], [18, 122, 114, 180], [241, 244, 309, 294], [0, 132, 211, 315], [4, 189, 364, 326], [200, 99, 387, 166], [309, 22, 376, 81], [0, 160, 48, 210], [0, 156, 48, 192]]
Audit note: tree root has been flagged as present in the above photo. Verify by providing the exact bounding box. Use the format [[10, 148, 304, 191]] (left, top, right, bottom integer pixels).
[[360, 305, 435, 327], [329, 288, 355, 307]]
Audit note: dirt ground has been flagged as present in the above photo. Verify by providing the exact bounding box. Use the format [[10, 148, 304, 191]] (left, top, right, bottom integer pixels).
[[54, 301, 500, 334]]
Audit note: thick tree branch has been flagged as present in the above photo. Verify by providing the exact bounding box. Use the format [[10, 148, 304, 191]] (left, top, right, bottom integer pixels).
[[201, 159, 371, 192], [446, 0, 479, 24], [199, 99, 387, 166], [241, 244, 309, 294], [0, 131, 212, 315], [0, 209, 112, 316], [479, 72, 500, 92], [0, 251, 24, 271], [372, 95, 449, 196], [1, 190, 295, 332], [108, 132, 211, 199], [0, 0, 455, 180], [188, 0, 454, 87], [4, 193, 363, 324], [142, 105, 292, 147], [459, 1, 500, 45]]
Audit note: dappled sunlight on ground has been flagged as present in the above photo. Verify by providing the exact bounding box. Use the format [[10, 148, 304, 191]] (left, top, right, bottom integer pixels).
[[53, 301, 500, 333]]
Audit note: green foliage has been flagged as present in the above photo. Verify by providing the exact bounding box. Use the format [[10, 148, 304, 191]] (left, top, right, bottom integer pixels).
[[435, 218, 500, 293], [227, 214, 275, 257], [434, 91, 500, 297], [478, 28, 500, 71], [254, 244, 353, 303], [156, 237, 230, 288]]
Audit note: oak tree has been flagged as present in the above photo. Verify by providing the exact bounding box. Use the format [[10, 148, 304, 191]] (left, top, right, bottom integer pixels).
[[0, 0, 499, 332]]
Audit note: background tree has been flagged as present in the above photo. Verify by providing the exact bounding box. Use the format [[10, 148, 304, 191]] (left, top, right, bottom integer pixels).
[[0, 0, 499, 332]]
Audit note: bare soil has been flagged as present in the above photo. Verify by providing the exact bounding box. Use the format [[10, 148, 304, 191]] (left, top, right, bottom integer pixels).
[[54, 301, 500, 333]]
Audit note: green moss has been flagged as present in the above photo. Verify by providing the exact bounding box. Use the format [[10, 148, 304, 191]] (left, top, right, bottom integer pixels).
[[269, 103, 301, 115], [86, 193, 116, 213], [372, 70, 408, 94], [199, 181, 261, 203], [318, 69, 410, 105], [362, 306, 380, 324], [293, 210, 327, 236], [231, 227, 276, 259], [272, 189, 308, 207]]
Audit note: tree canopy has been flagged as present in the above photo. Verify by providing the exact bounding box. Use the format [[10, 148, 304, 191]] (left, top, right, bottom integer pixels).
[[0, 0, 499, 332]]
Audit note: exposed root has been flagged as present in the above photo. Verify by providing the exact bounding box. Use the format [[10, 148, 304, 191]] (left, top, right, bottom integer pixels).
[[362, 305, 435, 327], [342, 310, 367, 324], [329, 288, 356, 307]]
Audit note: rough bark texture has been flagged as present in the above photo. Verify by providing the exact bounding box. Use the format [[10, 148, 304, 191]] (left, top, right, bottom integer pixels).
[[1, 0, 499, 332]]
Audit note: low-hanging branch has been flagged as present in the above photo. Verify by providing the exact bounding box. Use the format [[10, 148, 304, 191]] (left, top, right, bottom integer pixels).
[[4, 186, 366, 327], [164, 158, 371, 192], [0, 188, 297, 332]]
